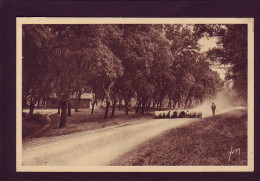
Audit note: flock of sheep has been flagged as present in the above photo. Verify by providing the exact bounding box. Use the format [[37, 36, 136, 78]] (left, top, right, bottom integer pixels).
[[154, 109, 203, 119]]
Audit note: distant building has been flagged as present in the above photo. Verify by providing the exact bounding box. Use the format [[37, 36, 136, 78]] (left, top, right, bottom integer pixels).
[[44, 92, 93, 109]]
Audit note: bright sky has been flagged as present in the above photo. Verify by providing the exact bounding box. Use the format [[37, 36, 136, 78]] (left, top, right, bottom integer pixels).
[[198, 37, 218, 53], [198, 37, 226, 80]]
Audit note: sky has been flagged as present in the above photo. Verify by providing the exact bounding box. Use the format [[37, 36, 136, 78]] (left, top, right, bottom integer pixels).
[[198, 37, 226, 80], [198, 37, 218, 53]]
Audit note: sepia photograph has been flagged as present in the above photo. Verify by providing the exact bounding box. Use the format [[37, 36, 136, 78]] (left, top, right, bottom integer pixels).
[[16, 18, 254, 172]]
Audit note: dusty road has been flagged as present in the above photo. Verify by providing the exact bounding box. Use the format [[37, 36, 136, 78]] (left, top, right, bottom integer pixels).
[[22, 108, 236, 166]]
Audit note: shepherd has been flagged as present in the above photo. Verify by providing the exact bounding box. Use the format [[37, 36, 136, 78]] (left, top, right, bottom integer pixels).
[[211, 103, 216, 116]]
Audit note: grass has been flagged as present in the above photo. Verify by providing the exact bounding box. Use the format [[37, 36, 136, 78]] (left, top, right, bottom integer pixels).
[[22, 114, 49, 139], [111, 109, 248, 166], [30, 108, 154, 138]]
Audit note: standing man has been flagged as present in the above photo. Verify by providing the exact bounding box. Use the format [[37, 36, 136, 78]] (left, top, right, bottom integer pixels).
[[211, 103, 216, 116]]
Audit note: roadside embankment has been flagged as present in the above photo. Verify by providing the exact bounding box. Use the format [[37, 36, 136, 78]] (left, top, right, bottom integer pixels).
[[111, 109, 248, 166]]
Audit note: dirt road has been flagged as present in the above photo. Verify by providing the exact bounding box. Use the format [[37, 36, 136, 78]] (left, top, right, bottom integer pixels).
[[22, 108, 236, 166]]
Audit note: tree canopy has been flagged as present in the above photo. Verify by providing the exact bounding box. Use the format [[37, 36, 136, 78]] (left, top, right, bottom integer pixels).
[[194, 24, 248, 101], [22, 23, 246, 126]]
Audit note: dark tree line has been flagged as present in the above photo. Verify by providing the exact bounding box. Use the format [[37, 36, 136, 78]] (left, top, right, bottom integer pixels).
[[22, 24, 247, 128], [194, 24, 248, 101]]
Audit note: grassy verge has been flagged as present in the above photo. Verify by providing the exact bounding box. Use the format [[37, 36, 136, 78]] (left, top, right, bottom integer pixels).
[[111, 109, 248, 166], [32, 109, 154, 138], [22, 114, 49, 139]]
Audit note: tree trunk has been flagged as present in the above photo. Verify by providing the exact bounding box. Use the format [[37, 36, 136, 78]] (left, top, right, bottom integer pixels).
[[134, 101, 138, 108], [37, 99, 40, 109], [29, 101, 35, 118], [91, 100, 97, 115], [22, 95, 27, 111], [74, 99, 79, 112], [125, 100, 129, 115], [101, 99, 104, 108], [141, 100, 146, 114], [173, 99, 178, 109], [75, 93, 81, 112], [148, 101, 151, 110], [168, 99, 172, 109], [184, 100, 188, 109], [43, 95, 46, 108], [159, 101, 162, 111], [58, 100, 61, 114], [42, 95, 45, 108], [135, 101, 140, 113], [111, 99, 117, 118], [104, 100, 110, 120], [103, 81, 115, 120], [146, 101, 151, 112], [188, 99, 192, 108], [197, 99, 200, 106], [59, 100, 67, 128], [74, 104, 78, 112], [67, 100, 71, 117], [118, 98, 122, 111], [184, 94, 190, 109]]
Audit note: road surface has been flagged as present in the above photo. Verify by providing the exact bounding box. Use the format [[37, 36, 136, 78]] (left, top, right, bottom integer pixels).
[[22, 108, 236, 166]]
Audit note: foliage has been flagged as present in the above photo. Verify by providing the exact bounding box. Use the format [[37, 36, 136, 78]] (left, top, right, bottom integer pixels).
[[23, 24, 228, 120], [194, 24, 247, 101], [22, 25, 54, 112]]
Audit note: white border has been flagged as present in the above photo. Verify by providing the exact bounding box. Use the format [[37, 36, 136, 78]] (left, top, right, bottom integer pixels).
[[16, 17, 254, 172]]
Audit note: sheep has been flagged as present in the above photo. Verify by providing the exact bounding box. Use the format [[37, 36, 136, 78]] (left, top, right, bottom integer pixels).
[[197, 112, 202, 118], [169, 110, 178, 118], [169, 110, 174, 118], [155, 111, 166, 118], [175, 110, 182, 118], [187, 110, 197, 118], [187, 110, 203, 118], [179, 110, 186, 118], [155, 110, 172, 119], [186, 110, 192, 118], [161, 111, 167, 118], [165, 110, 171, 118], [192, 112, 197, 118], [154, 111, 160, 119]]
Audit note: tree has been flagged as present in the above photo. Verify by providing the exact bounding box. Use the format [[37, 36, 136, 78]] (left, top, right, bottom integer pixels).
[[164, 25, 201, 108], [194, 24, 248, 102], [89, 77, 104, 115], [23, 25, 54, 117], [41, 25, 90, 127], [82, 25, 124, 119], [23, 23, 225, 124]]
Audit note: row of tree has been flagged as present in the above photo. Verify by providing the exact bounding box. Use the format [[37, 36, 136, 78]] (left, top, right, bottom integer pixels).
[[22, 24, 247, 127]]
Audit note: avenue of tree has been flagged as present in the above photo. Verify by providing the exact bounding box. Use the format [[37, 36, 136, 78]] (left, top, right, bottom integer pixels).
[[22, 24, 247, 128]]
